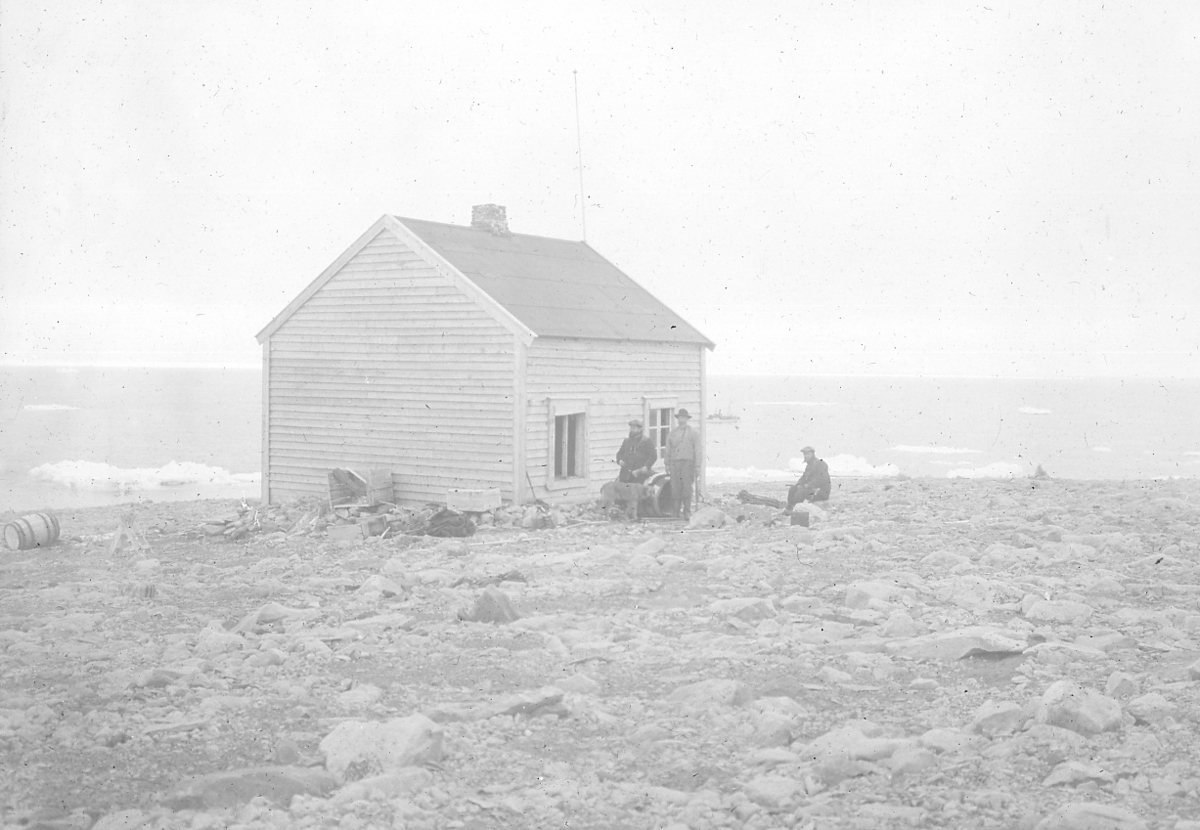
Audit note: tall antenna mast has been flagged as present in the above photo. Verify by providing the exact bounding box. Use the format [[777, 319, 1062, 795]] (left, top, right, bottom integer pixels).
[[573, 70, 587, 242]]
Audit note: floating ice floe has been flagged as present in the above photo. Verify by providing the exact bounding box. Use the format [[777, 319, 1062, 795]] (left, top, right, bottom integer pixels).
[[708, 456, 900, 481], [814, 454, 900, 477], [894, 445, 981, 455], [1018, 406, 1052, 415], [29, 460, 260, 493], [946, 461, 1027, 479], [707, 466, 796, 482], [748, 401, 837, 407]]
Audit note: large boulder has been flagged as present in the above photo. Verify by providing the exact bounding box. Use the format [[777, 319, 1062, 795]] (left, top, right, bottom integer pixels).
[[1037, 681, 1124, 736], [1033, 802, 1147, 830], [458, 586, 520, 624], [886, 626, 1027, 661], [163, 766, 337, 809], [320, 714, 444, 783]]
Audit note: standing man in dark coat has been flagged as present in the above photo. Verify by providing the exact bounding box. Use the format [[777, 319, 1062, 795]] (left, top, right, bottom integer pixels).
[[665, 408, 703, 519], [615, 418, 657, 483], [786, 446, 830, 513]]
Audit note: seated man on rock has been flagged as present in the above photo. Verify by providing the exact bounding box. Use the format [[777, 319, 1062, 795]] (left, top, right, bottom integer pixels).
[[786, 446, 830, 513]]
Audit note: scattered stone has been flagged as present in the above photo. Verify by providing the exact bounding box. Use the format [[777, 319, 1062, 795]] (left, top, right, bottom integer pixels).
[[971, 700, 1026, 736], [1126, 692, 1176, 723], [665, 679, 749, 711], [491, 686, 567, 719], [163, 766, 337, 809], [886, 745, 938, 776], [319, 714, 444, 783], [1026, 599, 1095, 625], [1042, 761, 1116, 788], [458, 586, 520, 624], [338, 683, 384, 709], [887, 626, 1027, 660], [856, 803, 927, 826], [1033, 802, 1148, 830], [556, 673, 600, 694], [1038, 681, 1124, 736], [6, 480, 1200, 829], [743, 775, 799, 811], [91, 810, 150, 830], [631, 536, 668, 557], [331, 768, 433, 804], [708, 597, 776, 621], [687, 506, 729, 528]]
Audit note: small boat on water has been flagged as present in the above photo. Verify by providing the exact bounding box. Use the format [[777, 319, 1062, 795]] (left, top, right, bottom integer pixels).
[[706, 409, 740, 423]]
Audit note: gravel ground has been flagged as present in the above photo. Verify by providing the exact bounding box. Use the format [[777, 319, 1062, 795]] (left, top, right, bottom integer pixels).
[[2, 476, 1199, 830]]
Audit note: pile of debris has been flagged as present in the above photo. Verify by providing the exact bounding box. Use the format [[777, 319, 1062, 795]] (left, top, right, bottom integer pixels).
[[198, 500, 438, 542]]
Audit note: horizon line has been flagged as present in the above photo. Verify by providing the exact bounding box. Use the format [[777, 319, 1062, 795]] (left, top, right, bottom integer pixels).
[[0, 360, 260, 370], [3, 361, 1199, 381]]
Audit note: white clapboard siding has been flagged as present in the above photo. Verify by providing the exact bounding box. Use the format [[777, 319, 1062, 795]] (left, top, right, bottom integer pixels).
[[266, 229, 516, 504], [524, 338, 703, 503]]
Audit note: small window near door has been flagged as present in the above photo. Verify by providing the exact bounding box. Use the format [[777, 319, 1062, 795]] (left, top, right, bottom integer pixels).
[[648, 406, 673, 454], [547, 397, 589, 489], [554, 412, 585, 479]]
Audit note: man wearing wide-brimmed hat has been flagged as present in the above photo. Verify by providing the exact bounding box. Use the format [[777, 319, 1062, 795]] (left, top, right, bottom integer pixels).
[[665, 408, 703, 519], [786, 446, 830, 513], [615, 418, 657, 483]]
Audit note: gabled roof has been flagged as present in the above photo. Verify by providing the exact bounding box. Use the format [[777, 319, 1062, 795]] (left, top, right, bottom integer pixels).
[[257, 214, 714, 348], [394, 216, 713, 347]]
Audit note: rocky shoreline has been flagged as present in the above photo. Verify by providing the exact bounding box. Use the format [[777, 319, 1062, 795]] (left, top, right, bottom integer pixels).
[[2, 476, 1199, 830]]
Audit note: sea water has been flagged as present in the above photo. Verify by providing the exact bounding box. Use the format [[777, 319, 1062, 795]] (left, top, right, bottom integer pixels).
[[705, 375, 1200, 483], [0, 366, 261, 512], [2, 367, 1197, 512]]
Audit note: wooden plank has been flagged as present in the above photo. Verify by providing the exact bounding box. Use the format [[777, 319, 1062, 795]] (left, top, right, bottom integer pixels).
[[283, 310, 502, 325], [270, 380, 512, 393], [258, 221, 394, 342], [270, 420, 513, 435], [269, 403, 514, 418], [383, 216, 536, 347], [269, 386, 513, 402], [279, 318, 513, 333], [268, 344, 513, 358], [699, 345, 707, 498], [261, 341, 270, 503], [270, 332, 511, 347], [270, 424, 507, 437], [270, 452, 511, 473], [270, 397, 513, 412], [271, 468, 510, 488], [301, 284, 466, 297], [512, 336, 526, 504]]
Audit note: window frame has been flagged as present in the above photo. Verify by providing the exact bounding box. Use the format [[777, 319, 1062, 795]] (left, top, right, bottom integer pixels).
[[545, 397, 590, 490], [643, 396, 678, 459]]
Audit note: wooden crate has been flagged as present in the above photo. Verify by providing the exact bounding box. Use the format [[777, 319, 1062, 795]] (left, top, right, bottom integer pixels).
[[447, 488, 502, 513], [328, 468, 393, 507]]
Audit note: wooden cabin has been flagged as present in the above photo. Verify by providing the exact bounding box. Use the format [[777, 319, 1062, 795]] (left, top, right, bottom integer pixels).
[[255, 205, 714, 506]]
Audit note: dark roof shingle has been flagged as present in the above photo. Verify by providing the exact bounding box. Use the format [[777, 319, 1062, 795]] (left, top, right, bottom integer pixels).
[[396, 216, 713, 347]]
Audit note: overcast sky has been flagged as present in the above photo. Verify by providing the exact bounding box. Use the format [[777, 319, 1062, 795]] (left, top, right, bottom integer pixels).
[[2, 0, 1197, 377]]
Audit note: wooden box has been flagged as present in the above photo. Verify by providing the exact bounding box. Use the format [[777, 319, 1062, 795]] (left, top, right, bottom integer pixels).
[[446, 488, 502, 513], [328, 468, 393, 507]]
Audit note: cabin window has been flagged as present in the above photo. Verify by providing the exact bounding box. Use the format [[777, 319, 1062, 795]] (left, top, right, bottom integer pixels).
[[643, 396, 679, 455], [554, 413, 584, 478], [546, 398, 589, 489]]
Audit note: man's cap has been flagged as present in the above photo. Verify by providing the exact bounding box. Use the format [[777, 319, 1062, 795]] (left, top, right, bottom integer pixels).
[[801, 445, 816, 453], [628, 418, 644, 427], [675, 408, 691, 419]]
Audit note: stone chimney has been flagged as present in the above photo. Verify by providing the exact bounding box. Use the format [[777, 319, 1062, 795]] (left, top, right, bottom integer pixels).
[[471, 204, 510, 236]]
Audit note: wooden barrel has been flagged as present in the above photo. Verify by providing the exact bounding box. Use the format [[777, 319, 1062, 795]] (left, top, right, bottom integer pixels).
[[4, 512, 60, 551]]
